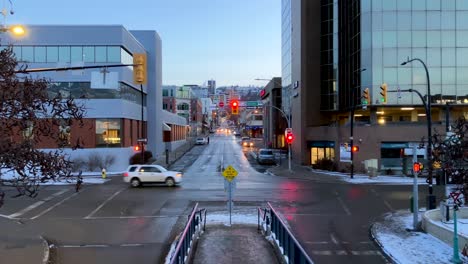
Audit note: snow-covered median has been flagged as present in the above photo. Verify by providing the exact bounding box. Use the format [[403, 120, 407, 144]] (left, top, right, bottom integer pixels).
[[312, 169, 428, 185]]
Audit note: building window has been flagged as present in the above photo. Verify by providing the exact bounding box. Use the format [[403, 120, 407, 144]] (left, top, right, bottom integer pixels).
[[22, 121, 34, 140], [311, 147, 335, 164], [96, 119, 121, 147], [58, 119, 71, 147], [163, 103, 167, 110]]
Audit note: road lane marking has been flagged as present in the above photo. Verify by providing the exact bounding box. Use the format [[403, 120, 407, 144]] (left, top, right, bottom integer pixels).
[[84, 188, 126, 219], [310, 250, 383, 256], [59, 243, 146, 248], [336, 196, 351, 216], [30, 190, 82, 220], [330, 233, 339, 245], [85, 215, 182, 220], [371, 189, 395, 211], [9, 189, 68, 218]]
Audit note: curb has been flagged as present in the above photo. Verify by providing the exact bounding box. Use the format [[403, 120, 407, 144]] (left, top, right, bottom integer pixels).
[[369, 223, 399, 264], [40, 236, 50, 264]]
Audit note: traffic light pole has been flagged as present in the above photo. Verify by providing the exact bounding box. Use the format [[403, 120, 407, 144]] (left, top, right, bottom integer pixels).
[[140, 84, 144, 164], [263, 104, 291, 172]]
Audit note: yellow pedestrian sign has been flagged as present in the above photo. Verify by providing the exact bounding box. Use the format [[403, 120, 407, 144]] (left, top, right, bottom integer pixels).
[[222, 165, 238, 182], [433, 161, 442, 169]]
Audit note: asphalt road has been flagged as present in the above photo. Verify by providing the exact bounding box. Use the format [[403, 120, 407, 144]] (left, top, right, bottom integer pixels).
[[0, 132, 445, 264]]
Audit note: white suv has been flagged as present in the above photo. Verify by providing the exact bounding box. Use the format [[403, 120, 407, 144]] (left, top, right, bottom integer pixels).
[[123, 164, 183, 187]]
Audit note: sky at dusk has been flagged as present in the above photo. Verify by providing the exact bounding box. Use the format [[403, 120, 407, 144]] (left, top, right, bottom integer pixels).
[[7, 0, 281, 87]]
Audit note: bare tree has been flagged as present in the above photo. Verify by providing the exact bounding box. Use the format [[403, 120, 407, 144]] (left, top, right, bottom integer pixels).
[[0, 46, 86, 199], [431, 116, 468, 200]]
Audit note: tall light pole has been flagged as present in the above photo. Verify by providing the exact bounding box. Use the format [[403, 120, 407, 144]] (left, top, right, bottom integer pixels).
[[255, 78, 292, 172], [350, 68, 366, 179], [401, 57, 436, 209]]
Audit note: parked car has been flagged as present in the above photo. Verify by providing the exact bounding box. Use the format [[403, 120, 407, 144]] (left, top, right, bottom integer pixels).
[[196, 137, 207, 145], [257, 149, 275, 165], [123, 164, 182, 187]]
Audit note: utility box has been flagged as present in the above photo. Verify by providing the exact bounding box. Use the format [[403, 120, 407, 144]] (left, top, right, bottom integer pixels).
[[364, 159, 378, 177]]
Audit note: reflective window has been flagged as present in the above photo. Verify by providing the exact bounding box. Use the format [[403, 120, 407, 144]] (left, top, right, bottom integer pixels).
[[397, 0, 411, 10], [442, 31, 456, 47], [107, 46, 120, 63], [95, 46, 106, 62], [83, 46, 94, 62], [383, 12, 397, 30], [383, 48, 397, 66], [457, 68, 468, 84], [121, 48, 133, 65], [71, 46, 83, 62], [383, 67, 397, 84], [442, 68, 456, 84], [398, 67, 412, 84], [442, 0, 456, 10], [372, 12, 383, 31], [382, 0, 396, 11], [383, 31, 397, 47], [397, 12, 411, 30], [427, 11, 441, 30], [372, 0, 382, 11], [427, 48, 441, 66], [34, 46, 46, 63], [428, 68, 441, 84], [457, 12, 468, 30], [412, 12, 426, 30], [427, 31, 441, 47], [59, 46, 70, 62], [398, 48, 411, 63], [46, 46, 58, 62], [457, 48, 468, 66], [412, 68, 427, 84], [441, 12, 456, 29], [442, 48, 456, 66], [427, 0, 441, 10], [413, 0, 426, 10], [362, 0, 371, 12], [12, 46, 21, 60], [412, 48, 426, 64], [457, 0, 468, 10], [397, 31, 411, 47], [96, 119, 121, 148], [372, 31, 382, 47], [457, 31, 468, 47], [412, 31, 426, 47]]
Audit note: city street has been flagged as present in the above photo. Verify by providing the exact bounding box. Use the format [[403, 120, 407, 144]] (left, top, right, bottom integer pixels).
[[0, 132, 443, 264]]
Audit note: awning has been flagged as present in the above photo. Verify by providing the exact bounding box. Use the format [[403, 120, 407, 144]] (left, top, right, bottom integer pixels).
[[163, 123, 171, 131]]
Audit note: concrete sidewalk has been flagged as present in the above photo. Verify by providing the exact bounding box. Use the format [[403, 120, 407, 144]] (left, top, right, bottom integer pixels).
[[0, 216, 49, 264], [192, 225, 279, 264]]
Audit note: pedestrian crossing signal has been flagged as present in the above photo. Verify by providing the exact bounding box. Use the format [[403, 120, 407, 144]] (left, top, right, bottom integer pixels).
[[352, 146, 359, 152]]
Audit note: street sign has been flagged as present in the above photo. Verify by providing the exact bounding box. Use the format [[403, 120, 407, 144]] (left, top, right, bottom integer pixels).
[[222, 165, 238, 182], [219, 101, 225, 107], [137, 138, 147, 143], [285, 128, 292, 136]]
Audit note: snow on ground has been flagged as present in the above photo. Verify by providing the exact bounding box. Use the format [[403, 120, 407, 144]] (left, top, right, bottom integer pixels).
[[311, 169, 428, 185], [0, 168, 115, 185], [205, 211, 259, 226], [432, 213, 468, 238], [373, 210, 468, 264]]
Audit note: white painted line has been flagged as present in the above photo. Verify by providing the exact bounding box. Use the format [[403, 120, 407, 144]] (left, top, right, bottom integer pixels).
[[84, 188, 125, 219], [9, 189, 68, 218], [336, 196, 352, 216], [383, 200, 395, 212], [121, 244, 143, 247], [305, 241, 329, 245], [312, 250, 332, 255], [336, 250, 348, 255], [83, 244, 108, 248], [351, 250, 382, 256], [330, 233, 339, 245], [85, 215, 181, 220], [370, 188, 379, 196], [30, 191, 81, 220], [61, 245, 82, 248]]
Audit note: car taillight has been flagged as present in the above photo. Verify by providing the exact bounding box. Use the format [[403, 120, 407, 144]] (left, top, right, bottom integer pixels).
[[123, 172, 129, 177]]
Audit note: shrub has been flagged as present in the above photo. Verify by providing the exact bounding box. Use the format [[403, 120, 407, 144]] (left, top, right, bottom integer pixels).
[[312, 158, 337, 171], [103, 155, 116, 169], [129, 151, 153, 165], [87, 153, 103, 171], [71, 157, 86, 172]]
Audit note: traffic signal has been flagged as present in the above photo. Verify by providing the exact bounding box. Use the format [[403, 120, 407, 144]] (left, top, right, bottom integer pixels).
[[413, 162, 421, 173], [133, 53, 147, 84], [286, 132, 294, 144], [380, 83, 387, 104], [351, 145, 359, 152], [231, 100, 239, 115], [362, 88, 370, 105], [134, 145, 141, 152]]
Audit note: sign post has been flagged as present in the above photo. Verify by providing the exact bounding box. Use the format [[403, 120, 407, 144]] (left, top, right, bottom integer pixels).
[[222, 165, 238, 226]]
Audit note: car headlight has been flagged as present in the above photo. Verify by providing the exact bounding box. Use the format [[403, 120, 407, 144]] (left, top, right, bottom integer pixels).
[[250, 142, 254, 146], [243, 142, 247, 146], [176, 173, 183, 177]]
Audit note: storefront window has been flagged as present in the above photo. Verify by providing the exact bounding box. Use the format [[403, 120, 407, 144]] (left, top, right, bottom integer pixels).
[[96, 119, 121, 147]]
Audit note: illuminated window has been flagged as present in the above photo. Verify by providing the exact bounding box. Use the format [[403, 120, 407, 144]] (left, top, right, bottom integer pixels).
[[96, 119, 121, 147]]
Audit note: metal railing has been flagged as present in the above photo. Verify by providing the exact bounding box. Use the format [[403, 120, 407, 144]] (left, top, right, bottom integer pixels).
[[262, 202, 314, 264], [169, 203, 206, 264]]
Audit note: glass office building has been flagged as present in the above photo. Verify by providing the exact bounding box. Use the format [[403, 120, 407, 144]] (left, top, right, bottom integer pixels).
[[321, 0, 468, 111]]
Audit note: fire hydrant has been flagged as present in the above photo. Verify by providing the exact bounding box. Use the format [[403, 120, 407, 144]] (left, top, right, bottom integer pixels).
[[101, 168, 107, 179]]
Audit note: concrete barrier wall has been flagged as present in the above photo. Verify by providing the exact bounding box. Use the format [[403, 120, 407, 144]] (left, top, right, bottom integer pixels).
[[422, 208, 468, 251]]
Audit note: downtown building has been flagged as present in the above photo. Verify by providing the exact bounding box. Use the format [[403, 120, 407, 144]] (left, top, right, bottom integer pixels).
[[282, 0, 468, 174], [3, 25, 187, 171]]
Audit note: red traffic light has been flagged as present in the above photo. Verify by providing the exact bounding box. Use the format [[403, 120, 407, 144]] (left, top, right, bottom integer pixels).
[[351, 146, 359, 152], [413, 162, 421, 173], [232, 101, 238, 107], [286, 132, 294, 144], [134, 145, 141, 152]]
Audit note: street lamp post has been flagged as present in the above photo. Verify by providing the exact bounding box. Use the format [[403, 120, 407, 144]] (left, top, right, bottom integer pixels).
[[401, 57, 436, 209]]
